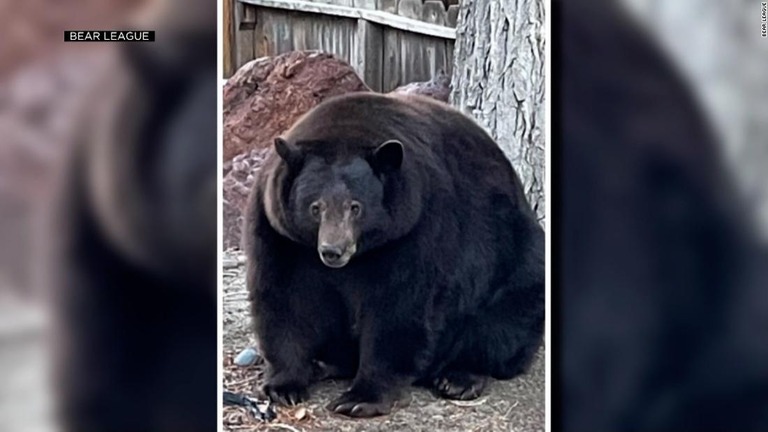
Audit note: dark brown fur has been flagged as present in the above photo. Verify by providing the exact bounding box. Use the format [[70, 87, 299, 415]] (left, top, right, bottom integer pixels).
[[246, 93, 545, 417]]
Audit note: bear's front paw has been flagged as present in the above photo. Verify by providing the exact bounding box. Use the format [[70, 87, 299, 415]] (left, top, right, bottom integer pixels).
[[260, 373, 310, 406], [326, 387, 395, 418]]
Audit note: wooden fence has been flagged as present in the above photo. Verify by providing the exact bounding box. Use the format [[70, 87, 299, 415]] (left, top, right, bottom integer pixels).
[[225, 0, 459, 92]]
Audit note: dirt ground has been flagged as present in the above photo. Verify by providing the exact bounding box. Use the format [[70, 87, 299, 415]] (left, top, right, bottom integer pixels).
[[222, 251, 546, 432]]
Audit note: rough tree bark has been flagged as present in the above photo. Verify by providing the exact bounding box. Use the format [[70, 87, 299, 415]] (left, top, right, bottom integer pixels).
[[450, 0, 546, 223]]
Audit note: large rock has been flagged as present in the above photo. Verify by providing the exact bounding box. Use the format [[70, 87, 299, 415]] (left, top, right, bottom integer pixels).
[[390, 70, 452, 103], [223, 51, 370, 162], [222, 148, 270, 250]]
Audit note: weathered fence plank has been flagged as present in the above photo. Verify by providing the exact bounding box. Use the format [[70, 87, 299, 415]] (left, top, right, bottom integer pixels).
[[354, 18, 384, 91], [446, 5, 459, 27], [224, 0, 234, 76], [229, 0, 457, 91], [235, 3, 257, 70], [440, 41, 450, 74], [382, 28, 401, 90], [240, 0, 456, 39]]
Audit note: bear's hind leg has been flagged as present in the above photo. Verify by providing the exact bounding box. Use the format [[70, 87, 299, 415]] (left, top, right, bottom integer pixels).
[[432, 289, 543, 399], [480, 289, 544, 381]]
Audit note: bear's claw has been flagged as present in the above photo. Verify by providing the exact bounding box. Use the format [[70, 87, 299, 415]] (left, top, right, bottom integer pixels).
[[433, 372, 487, 400], [326, 390, 394, 418], [260, 377, 309, 406]]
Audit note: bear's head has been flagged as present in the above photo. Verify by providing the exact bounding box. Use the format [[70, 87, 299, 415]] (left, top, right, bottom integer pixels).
[[271, 136, 405, 268]]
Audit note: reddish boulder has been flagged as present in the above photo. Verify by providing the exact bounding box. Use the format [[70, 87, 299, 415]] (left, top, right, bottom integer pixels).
[[223, 51, 371, 162], [223, 148, 270, 250]]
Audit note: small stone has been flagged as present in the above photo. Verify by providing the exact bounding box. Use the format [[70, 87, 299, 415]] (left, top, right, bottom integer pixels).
[[294, 407, 308, 420], [389, 70, 452, 103], [234, 347, 259, 366]]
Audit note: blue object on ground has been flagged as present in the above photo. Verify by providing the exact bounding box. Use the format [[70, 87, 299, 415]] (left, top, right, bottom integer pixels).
[[234, 347, 259, 366]]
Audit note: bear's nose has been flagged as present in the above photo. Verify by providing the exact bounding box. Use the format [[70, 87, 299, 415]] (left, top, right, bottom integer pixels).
[[319, 244, 343, 263]]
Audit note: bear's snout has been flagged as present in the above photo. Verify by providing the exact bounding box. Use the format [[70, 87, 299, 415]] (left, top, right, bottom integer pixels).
[[318, 242, 356, 268], [320, 244, 343, 262]]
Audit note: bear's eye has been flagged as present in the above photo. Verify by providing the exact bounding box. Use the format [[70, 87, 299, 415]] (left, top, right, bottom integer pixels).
[[350, 202, 362, 216], [310, 203, 321, 218]]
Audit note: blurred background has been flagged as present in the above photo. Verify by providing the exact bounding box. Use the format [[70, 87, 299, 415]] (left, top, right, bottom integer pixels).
[[622, 0, 768, 238], [559, 0, 768, 431], [0, 0, 142, 299], [0, 0, 216, 431], [0, 3, 143, 431]]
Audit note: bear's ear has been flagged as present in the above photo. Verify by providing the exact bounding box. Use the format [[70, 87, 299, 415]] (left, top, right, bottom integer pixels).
[[274, 137, 303, 168], [371, 139, 404, 173]]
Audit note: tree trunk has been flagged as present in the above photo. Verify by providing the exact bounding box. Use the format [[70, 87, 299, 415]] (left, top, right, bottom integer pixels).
[[621, 0, 768, 237], [450, 0, 546, 223]]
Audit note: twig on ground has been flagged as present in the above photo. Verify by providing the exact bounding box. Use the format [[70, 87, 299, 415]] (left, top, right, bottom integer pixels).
[[504, 400, 520, 417], [448, 397, 488, 407], [227, 375, 259, 387]]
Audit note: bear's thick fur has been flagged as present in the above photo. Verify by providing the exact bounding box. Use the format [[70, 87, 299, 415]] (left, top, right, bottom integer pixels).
[[559, 1, 768, 431], [246, 92, 545, 417], [51, 22, 217, 432]]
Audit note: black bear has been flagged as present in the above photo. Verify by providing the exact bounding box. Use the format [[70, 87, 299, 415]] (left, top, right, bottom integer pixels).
[[246, 92, 545, 417], [49, 2, 217, 430], [559, 1, 768, 431]]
